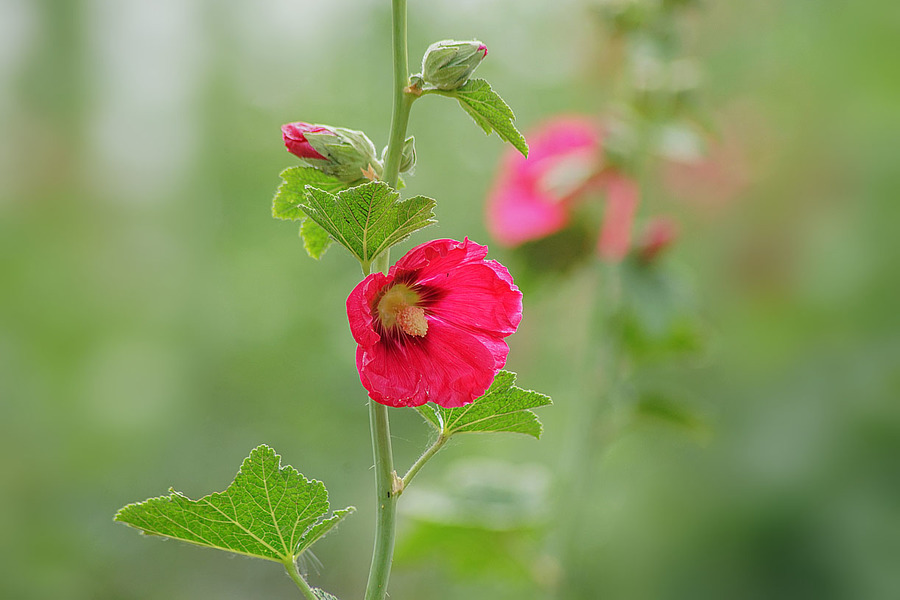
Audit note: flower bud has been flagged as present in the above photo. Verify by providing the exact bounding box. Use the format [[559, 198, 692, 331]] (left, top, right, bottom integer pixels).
[[421, 40, 488, 91], [282, 121, 382, 182], [282, 122, 330, 161], [399, 136, 416, 173], [379, 136, 416, 175]]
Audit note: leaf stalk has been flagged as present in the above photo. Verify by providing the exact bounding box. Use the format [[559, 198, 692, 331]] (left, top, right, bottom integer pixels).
[[284, 558, 319, 600], [400, 433, 448, 491]]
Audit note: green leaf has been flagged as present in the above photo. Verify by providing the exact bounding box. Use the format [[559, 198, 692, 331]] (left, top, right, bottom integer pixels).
[[272, 166, 345, 221], [313, 589, 340, 600], [447, 78, 528, 157], [114, 445, 355, 563], [295, 506, 354, 556], [396, 460, 549, 584], [635, 394, 712, 443], [273, 167, 346, 260], [301, 181, 436, 270], [416, 371, 551, 438], [300, 218, 333, 260]]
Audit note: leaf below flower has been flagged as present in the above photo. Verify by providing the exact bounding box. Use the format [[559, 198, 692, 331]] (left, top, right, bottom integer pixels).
[[416, 371, 551, 438]]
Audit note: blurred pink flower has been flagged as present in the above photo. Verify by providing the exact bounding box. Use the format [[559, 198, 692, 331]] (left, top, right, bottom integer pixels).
[[487, 117, 601, 246], [637, 216, 680, 263], [346, 238, 522, 408], [596, 173, 639, 261], [487, 116, 641, 262]]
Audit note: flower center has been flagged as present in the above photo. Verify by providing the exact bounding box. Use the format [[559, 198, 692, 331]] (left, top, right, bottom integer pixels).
[[396, 305, 428, 337], [377, 284, 429, 337]]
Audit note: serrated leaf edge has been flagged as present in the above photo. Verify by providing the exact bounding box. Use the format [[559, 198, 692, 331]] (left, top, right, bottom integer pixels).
[[301, 182, 437, 269], [435, 78, 529, 156], [296, 505, 356, 556], [414, 371, 551, 439], [273, 166, 344, 221], [114, 445, 353, 562]]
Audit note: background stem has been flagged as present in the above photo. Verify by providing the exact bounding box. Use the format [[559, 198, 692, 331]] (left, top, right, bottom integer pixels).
[[556, 262, 625, 599]]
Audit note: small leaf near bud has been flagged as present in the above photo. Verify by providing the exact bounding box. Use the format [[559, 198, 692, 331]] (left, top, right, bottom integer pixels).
[[421, 40, 488, 91]]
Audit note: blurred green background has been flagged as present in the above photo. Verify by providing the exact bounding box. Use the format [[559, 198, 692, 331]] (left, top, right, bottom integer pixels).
[[1, 0, 898, 599]]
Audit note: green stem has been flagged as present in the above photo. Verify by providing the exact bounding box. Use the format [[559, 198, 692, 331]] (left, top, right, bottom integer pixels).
[[363, 4, 415, 598], [364, 400, 398, 600], [401, 433, 448, 490], [284, 558, 319, 600], [381, 0, 415, 189]]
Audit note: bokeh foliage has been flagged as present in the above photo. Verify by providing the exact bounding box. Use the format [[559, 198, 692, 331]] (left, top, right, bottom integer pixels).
[[1, 0, 898, 599]]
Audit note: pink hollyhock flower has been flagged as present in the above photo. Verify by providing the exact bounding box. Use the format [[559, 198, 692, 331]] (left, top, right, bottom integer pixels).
[[487, 117, 603, 247], [596, 173, 640, 261], [347, 238, 522, 408], [487, 116, 641, 262], [637, 216, 680, 263], [282, 122, 330, 160]]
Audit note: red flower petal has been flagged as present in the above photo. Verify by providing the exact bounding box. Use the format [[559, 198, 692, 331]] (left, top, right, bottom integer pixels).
[[356, 319, 501, 408]]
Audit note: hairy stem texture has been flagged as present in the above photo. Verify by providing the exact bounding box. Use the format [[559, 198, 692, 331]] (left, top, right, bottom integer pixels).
[[402, 434, 448, 490]]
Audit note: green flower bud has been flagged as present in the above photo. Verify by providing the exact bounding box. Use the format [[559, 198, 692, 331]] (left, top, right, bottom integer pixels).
[[379, 135, 416, 176], [399, 136, 416, 173], [421, 40, 488, 91]]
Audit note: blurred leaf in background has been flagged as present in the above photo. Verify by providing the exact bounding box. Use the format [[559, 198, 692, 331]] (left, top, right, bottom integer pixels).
[[1, 0, 899, 599]]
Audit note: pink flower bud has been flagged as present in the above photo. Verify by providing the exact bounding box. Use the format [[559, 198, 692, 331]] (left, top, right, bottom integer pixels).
[[637, 217, 680, 263], [281, 121, 382, 182], [282, 122, 331, 161]]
